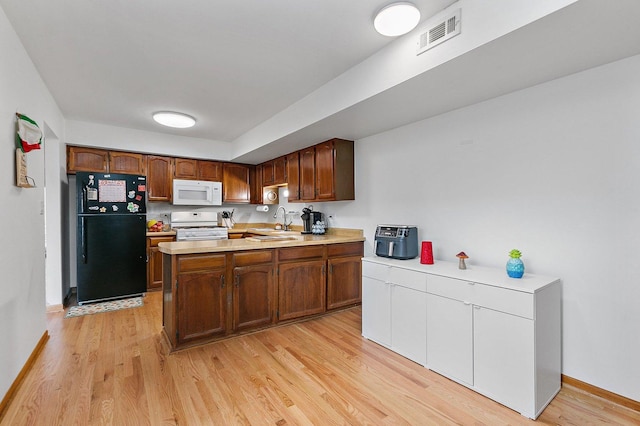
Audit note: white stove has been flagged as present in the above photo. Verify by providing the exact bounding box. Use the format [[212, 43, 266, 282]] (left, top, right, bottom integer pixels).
[[171, 211, 229, 241]]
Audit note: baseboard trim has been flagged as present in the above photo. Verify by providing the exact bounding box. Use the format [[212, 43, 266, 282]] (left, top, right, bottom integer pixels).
[[562, 374, 640, 412], [0, 331, 49, 421], [46, 304, 64, 313]]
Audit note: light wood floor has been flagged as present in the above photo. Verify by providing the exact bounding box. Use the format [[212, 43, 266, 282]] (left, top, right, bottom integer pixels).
[[2, 291, 639, 425]]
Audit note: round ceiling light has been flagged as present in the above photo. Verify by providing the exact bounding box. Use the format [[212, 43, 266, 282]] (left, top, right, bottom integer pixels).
[[152, 111, 196, 128], [374, 2, 421, 37]]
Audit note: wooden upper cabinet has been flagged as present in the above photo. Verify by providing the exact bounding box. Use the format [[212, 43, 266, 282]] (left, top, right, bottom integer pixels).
[[273, 156, 287, 185], [250, 164, 263, 204], [66, 146, 109, 173], [315, 138, 354, 202], [146, 155, 173, 202], [223, 163, 250, 203], [174, 158, 197, 179], [109, 151, 145, 175], [286, 151, 300, 201], [197, 160, 223, 181], [315, 141, 336, 200], [299, 146, 316, 201], [261, 160, 275, 186], [67, 146, 143, 175]]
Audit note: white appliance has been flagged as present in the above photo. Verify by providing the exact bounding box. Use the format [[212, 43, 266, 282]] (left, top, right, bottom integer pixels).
[[172, 179, 222, 206], [171, 211, 229, 241]]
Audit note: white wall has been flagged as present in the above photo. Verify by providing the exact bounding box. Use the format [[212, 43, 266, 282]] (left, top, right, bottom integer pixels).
[[0, 6, 65, 399], [66, 120, 232, 161], [313, 54, 640, 401]]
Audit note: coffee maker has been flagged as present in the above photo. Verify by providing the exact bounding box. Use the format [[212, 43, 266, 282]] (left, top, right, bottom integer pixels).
[[301, 207, 324, 234]]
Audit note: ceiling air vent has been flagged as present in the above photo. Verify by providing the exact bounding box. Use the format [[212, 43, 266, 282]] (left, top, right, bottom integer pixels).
[[417, 9, 461, 56]]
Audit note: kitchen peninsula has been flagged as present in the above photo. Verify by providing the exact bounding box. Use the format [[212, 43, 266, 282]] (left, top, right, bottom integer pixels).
[[159, 229, 364, 351]]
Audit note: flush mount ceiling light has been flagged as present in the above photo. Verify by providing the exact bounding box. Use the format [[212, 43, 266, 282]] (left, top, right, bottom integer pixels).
[[374, 2, 421, 37], [152, 111, 196, 128]]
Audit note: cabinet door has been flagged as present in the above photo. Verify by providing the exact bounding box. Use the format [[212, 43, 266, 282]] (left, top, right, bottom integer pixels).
[[315, 140, 335, 200], [273, 156, 287, 185], [391, 284, 427, 366], [146, 155, 173, 201], [361, 276, 391, 347], [278, 260, 325, 321], [223, 163, 250, 203], [147, 236, 175, 290], [249, 165, 263, 204], [327, 256, 362, 310], [233, 264, 274, 331], [177, 270, 226, 344], [299, 147, 316, 200], [286, 151, 300, 201], [426, 293, 473, 385], [67, 146, 109, 173], [261, 160, 275, 186], [109, 151, 145, 175], [197, 160, 223, 181], [474, 306, 534, 416], [174, 158, 197, 179]]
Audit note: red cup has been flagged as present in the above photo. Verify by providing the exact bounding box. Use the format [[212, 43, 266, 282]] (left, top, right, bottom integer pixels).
[[420, 241, 434, 264]]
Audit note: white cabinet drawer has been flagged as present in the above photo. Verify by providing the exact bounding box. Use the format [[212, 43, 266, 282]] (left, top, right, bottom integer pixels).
[[389, 267, 427, 293], [427, 274, 473, 302], [474, 284, 534, 319], [362, 261, 389, 280]]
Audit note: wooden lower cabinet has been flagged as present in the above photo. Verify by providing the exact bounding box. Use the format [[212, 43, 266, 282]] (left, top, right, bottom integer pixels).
[[278, 259, 325, 321], [175, 254, 227, 345], [233, 264, 275, 331], [147, 235, 176, 290], [327, 242, 364, 310], [163, 241, 363, 350]]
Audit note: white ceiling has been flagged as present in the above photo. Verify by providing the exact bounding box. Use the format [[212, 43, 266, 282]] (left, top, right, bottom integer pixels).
[[4, 1, 640, 164], [1, 0, 455, 142]]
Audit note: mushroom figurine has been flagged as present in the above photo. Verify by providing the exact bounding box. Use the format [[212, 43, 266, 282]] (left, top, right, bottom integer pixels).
[[456, 251, 468, 270]]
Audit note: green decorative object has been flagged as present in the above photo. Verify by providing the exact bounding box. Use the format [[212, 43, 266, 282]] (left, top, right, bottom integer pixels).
[[506, 249, 524, 278]]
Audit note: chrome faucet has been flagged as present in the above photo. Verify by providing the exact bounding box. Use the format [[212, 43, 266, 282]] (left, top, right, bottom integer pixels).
[[273, 206, 291, 231]]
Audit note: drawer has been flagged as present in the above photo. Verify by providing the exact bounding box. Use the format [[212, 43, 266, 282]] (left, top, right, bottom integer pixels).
[[148, 236, 175, 247], [233, 250, 273, 267], [278, 245, 325, 262], [362, 261, 389, 280], [388, 267, 427, 293], [474, 284, 534, 319], [427, 274, 473, 302], [327, 242, 364, 258], [178, 254, 226, 273]]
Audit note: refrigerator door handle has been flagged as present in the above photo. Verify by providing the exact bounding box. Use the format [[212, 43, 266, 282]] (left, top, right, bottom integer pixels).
[[80, 217, 88, 263]]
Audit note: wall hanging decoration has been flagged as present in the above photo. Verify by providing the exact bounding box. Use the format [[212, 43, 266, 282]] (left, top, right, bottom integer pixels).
[[506, 249, 525, 278], [15, 112, 43, 188]]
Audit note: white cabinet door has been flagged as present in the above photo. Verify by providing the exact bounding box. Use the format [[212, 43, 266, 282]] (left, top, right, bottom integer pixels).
[[391, 284, 427, 365], [426, 293, 473, 385], [474, 306, 535, 417], [362, 276, 391, 347]]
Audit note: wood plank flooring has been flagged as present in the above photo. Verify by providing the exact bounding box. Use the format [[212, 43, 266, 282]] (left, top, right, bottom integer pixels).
[[2, 291, 639, 425]]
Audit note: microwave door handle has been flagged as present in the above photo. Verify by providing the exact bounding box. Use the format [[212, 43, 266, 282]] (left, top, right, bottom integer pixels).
[[388, 241, 394, 257]]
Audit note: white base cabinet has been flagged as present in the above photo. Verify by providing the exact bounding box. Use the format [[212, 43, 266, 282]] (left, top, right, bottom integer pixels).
[[362, 261, 427, 366], [362, 257, 561, 420]]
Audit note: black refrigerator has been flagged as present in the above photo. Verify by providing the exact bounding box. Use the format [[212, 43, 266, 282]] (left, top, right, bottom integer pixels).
[[76, 172, 147, 304]]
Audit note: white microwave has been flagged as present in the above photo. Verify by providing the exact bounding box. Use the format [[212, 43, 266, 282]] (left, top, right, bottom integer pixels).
[[172, 179, 222, 206]]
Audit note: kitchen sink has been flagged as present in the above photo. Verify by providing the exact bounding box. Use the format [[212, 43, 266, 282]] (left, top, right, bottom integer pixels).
[[249, 228, 296, 233]]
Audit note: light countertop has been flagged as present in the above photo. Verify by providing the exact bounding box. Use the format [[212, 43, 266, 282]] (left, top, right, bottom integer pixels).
[[159, 228, 364, 255]]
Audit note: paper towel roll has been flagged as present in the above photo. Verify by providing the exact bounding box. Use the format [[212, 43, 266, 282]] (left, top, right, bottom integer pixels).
[[256, 205, 269, 212]]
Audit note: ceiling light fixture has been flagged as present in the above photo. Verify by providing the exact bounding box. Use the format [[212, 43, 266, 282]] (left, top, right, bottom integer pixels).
[[374, 2, 421, 37], [152, 111, 196, 128]]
